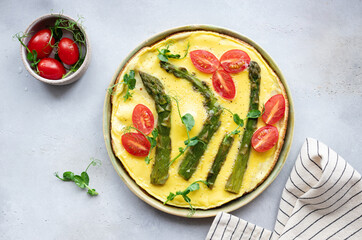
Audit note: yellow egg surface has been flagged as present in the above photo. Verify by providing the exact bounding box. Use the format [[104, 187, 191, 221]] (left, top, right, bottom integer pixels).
[[110, 31, 289, 209]]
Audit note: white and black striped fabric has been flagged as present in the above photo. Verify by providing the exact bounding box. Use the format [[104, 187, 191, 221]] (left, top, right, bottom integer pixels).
[[206, 138, 362, 240]]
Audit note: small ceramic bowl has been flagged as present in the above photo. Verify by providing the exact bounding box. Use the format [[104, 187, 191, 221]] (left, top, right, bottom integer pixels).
[[20, 13, 91, 85], [103, 25, 295, 218]]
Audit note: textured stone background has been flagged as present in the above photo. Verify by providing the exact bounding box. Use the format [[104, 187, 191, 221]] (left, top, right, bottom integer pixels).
[[1, 0, 361, 239]]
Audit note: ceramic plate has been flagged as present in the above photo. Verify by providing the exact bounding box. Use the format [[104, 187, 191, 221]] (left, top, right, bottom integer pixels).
[[103, 25, 294, 218]]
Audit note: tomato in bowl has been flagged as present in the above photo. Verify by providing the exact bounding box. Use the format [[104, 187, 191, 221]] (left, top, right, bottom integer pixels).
[[19, 13, 91, 85]]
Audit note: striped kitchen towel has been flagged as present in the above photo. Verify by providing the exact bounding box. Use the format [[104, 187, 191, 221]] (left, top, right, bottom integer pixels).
[[206, 138, 362, 240]]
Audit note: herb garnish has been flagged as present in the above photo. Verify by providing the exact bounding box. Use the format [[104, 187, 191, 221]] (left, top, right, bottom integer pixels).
[[164, 180, 209, 216], [13, 32, 41, 70], [157, 41, 190, 62], [223, 106, 264, 141], [124, 126, 158, 164], [53, 17, 87, 78], [108, 70, 136, 101], [55, 158, 101, 196], [168, 97, 203, 166]]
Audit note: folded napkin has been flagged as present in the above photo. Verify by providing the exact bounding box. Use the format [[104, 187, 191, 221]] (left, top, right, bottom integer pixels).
[[206, 138, 362, 240]]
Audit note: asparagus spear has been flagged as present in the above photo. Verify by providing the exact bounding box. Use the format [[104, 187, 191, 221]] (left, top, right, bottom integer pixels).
[[225, 61, 261, 193], [160, 61, 222, 180], [206, 134, 235, 189], [139, 72, 172, 185]]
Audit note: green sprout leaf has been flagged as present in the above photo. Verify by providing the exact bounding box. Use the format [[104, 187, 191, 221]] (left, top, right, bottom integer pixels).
[[247, 109, 262, 118], [224, 106, 263, 141], [55, 158, 101, 196], [164, 180, 209, 216], [181, 113, 195, 131], [63, 171, 75, 181], [27, 52, 33, 62], [145, 128, 158, 164], [87, 189, 98, 196], [168, 96, 199, 166], [73, 175, 86, 189], [81, 171, 89, 185], [233, 114, 244, 126], [107, 70, 137, 101], [157, 41, 190, 62]]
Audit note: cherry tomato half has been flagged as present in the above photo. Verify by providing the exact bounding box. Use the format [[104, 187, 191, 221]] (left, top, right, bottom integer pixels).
[[38, 58, 66, 80], [132, 104, 155, 135], [262, 94, 286, 125], [212, 69, 236, 100], [121, 132, 151, 157], [27, 29, 55, 59], [252, 125, 279, 152], [58, 38, 79, 65], [220, 49, 250, 73], [190, 50, 220, 73]]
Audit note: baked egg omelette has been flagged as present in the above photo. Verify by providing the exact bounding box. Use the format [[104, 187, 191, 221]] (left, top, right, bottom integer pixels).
[[110, 31, 289, 210]]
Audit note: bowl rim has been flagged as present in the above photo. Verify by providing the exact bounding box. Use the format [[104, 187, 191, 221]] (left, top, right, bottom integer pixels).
[[20, 13, 91, 85], [103, 24, 295, 218]]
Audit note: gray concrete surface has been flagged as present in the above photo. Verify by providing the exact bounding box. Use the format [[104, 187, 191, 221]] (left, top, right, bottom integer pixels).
[[1, 0, 361, 239]]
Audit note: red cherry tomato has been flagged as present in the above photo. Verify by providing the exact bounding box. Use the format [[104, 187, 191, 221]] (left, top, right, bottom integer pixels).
[[58, 38, 79, 65], [38, 58, 66, 80], [190, 50, 220, 73], [132, 104, 155, 135], [212, 69, 236, 100], [121, 132, 151, 157], [252, 125, 279, 152], [27, 29, 55, 59], [220, 49, 250, 73], [262, 94, 286, 125]]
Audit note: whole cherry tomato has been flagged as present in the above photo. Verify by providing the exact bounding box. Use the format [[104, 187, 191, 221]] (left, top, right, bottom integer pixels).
[[27, 29, 55, 59], [58, 38, 79, 65], [38, 58, 66, 80]]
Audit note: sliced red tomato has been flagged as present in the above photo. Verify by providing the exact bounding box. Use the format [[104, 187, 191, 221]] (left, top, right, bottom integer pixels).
[[38, 58, 66, 80], [262, 94, 286, 125], [132, 104, 154, 135], [121, 132, 151, 157], [27, 29, 55, 59], [251, 125, 279, 152], [220, 49, 250, 73], [212, 70, 236, 100], [190, 50, 219, 73]]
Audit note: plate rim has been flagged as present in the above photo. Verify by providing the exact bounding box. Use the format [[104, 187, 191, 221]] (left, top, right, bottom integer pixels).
[[103, 24, 295, 218]]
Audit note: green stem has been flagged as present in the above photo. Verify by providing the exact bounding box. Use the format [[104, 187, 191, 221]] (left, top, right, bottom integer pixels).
[[206, 134, 235, 189], [139, 72, 172, 185], [225, 61, 261, 193], [160, 61, 222, 180]]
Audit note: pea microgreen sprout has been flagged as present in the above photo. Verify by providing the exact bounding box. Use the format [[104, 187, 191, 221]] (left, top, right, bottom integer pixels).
[[164, 180, 209, 217], [55, 158, 101, 196], [123, 125, 158, 164], [108, 70, 136, 101], [51, 17, 87, 79], [168, 96, 204, 166], [157, 40, 190, 62], [13, 32, 41, 70], [223, 108, 244, 141], [223, 105, 264, 142]]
